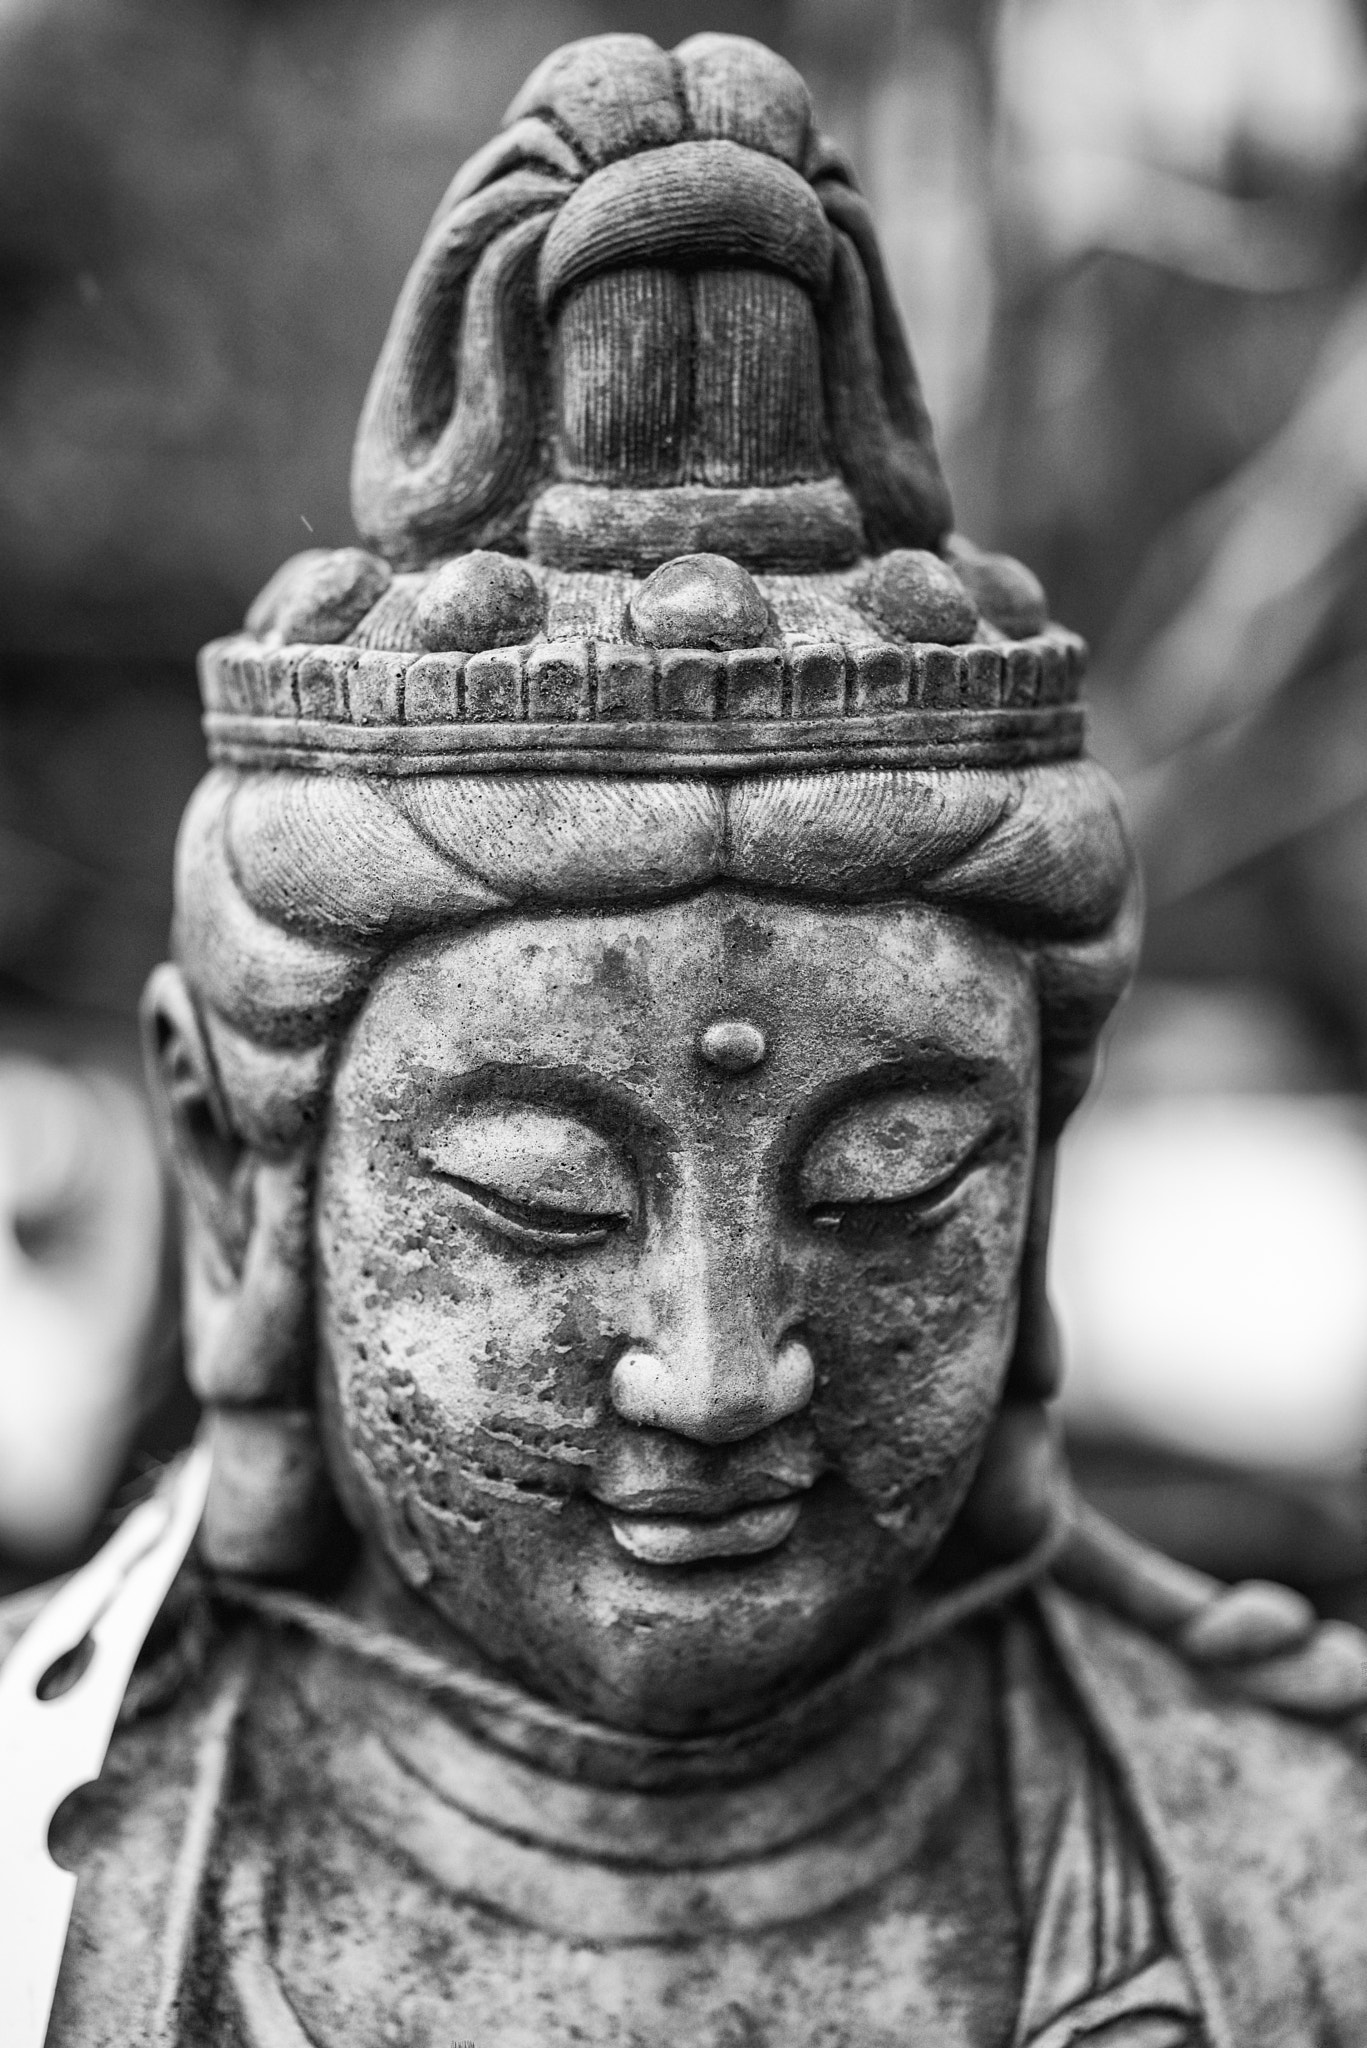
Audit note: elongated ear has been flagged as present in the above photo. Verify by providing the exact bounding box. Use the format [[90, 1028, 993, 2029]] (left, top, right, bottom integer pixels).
[[952, 1145, 1069, 1566], [142, 966, 341, 1577], [142, 962, 249, 1281], [141, 965, 311, 1408], [1005, 1143, 1063, 1402]]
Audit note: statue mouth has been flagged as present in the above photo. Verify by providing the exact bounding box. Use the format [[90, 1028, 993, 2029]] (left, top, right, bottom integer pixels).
[[601, 1495, 805, 1566]]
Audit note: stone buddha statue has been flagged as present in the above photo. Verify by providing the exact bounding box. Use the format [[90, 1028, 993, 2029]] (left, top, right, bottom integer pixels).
[[8, 30, 1367, 2047]]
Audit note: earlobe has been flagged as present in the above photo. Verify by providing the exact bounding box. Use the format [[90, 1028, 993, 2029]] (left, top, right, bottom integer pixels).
[[140, 963, 314, 1409], [142, 964, 340, 1576], [1005, 1144, 1062, 1402], [954, 1144, 1069, 1563]]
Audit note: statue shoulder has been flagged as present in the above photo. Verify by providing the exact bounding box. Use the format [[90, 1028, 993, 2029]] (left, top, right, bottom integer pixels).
[[1039, 1501, 1367, 2037], [1052, 1495, 1367, 1735]]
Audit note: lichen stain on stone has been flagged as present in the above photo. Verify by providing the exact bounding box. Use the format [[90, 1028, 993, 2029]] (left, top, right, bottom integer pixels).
[[590, 939, 635, 992], [350, 1368, 573, 1534], [721, 909, 778, 963]]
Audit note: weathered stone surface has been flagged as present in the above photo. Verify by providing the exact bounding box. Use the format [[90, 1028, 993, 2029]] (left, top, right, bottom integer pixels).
[[402, 652, 465, 723], [789, 642, 846, 716], [295, 646, 350, 720], [529, 477, 866, 573], [628, 552, 772, 650], [348, 649, 406, 725], [947, 534, 1049, 639], [656, 645, 722, 716], [698, 1016, 768, 1071], [722, 647, 784, 719], [856, 547, 978, 645], [463, 644, 524, 718], [317, 897, 1040, 1726], [199, 1409, 342, 1577], [593, 644, 656, 719], [246, 546, 390, 644], [849, 640, 910, 710], [415, 550, 543, 653], [1004, 643, 1042, 707], [525, 638, 591, 721]]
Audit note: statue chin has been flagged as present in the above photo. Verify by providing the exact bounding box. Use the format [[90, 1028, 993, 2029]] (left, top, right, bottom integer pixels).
[[342, 1467, 918, 1740]]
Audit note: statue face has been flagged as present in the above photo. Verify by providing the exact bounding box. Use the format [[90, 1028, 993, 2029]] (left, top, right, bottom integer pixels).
[[317, 889, 1038, 1734]]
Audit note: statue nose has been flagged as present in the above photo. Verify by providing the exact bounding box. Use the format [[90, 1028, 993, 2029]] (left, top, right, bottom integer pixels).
[[609, 1332, 815, 1445]]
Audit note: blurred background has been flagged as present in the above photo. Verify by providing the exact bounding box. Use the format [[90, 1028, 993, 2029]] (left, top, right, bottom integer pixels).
[[2, 0, 1365, 1616]]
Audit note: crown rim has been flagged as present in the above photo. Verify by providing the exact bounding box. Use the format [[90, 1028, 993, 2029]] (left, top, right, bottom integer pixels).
[[203, 707, 1085, 779], [199, 625, 1085, 776]]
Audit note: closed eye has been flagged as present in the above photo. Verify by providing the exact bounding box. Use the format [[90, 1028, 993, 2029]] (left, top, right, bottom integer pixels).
[[805, 1127, 1000, 1238], [431, 1170, 631, 1250], [418, 1102, 638, 1251]]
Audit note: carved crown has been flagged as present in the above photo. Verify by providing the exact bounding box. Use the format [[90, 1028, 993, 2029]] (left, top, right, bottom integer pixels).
[[201, 32, 1085, 777]]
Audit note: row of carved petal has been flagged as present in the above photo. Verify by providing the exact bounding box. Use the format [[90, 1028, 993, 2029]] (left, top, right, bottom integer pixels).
[[246, 543, 1049, 657], [199, 630, 1085, 727]]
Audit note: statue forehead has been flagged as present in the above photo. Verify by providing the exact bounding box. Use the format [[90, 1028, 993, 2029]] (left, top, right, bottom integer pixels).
[[345, 891, 1037, 1072]]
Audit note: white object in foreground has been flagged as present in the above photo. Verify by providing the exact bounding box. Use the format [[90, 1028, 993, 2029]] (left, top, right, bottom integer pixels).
[[0, 1441, 210, 2048]]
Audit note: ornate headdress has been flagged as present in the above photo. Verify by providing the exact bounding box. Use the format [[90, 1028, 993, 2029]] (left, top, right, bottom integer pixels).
[[200, 31, 1083, 783]]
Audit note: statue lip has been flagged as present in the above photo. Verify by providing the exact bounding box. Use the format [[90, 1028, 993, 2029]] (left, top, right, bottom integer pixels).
[[590, 1473, 815, 1517], [601, 1496, 806, 1567]]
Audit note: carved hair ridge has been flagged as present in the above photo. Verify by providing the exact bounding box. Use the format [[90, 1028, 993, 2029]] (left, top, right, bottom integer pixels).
[[350, 32, 951, 568], [172, 760, 1140, 1157]]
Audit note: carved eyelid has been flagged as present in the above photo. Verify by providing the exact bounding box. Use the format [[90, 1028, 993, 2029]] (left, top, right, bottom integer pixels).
[[797, 1089, 1000, 1209], [419, 1106, 636, 1219]]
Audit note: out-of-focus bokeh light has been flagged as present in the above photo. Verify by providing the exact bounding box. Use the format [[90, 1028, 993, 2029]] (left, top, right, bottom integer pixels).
[[0, 1056, 163, 1561], [999, 0, 1367, 249], [1053, 983, 1367, 1471]]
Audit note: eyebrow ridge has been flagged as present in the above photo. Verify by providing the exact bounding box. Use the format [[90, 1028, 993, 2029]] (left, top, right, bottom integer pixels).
[[420, 1063, 674, 1155]]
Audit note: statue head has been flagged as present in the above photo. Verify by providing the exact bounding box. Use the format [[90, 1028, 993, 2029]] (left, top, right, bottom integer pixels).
[[145, 33, 1139, 1739]]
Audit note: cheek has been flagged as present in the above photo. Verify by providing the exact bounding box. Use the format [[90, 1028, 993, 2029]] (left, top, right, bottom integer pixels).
[[798, 1176, 1026, 1532], [318, 1159, 625, 1527]]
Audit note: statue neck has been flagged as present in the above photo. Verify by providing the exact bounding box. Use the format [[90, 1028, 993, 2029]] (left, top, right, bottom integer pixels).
[[321, 1522, 1065, 1794], [288, 1588, 998, 1881]]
